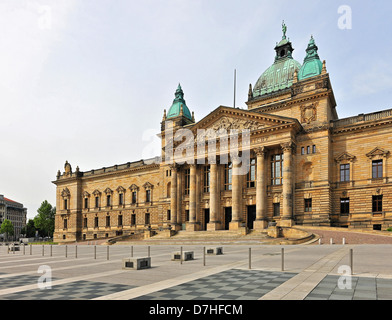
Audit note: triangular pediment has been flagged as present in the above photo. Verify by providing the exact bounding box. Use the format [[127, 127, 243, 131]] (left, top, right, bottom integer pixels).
[[191, 106, 299, 136], [366, 147, 390, 159], [335, 152, 356, 163]]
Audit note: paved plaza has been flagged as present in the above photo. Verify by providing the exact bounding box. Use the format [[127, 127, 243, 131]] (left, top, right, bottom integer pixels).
[[0, 241, 391, 301]]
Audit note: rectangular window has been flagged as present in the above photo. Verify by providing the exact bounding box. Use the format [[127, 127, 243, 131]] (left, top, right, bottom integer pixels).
[[106, 195, 111, 207], [94, 217, 99, 228], [132, 191, 137, 204], [131, 214, 136, 226], [167, 210, 171, 221], [307, 146, 310, 154], [118, 215, 123, 226], [145, 213, 150, 225], [84, 198, 88, 209], [185, 210, 190, 222], [184, 169, 190, 195], [304, 198, 312, 212], [203, 166, 210, 193], [312, 145, 316, 153], [273, 203, 280, 217], [224, 163, 233, 191], [372, 195, 383, 213], [119, 193, 123, 205], [340, 164, 350, 182], [247, 159, 256, 188], [271, 154, 283, 185], [372, 160, 383, 179], [63, 219, 68, 229], [95, 197, 99, 208], [146, 190, 151, 202], [64, 199, 68, 210], [106, 216, 110, 227], [83, 217, 88, 228], [340, 198, 350, 215], [301, 147, 305, 155]]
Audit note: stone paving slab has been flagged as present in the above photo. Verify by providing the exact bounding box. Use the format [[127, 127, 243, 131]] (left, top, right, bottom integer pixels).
[[0, 280, 133, 300], [133, 269, 297, 300]]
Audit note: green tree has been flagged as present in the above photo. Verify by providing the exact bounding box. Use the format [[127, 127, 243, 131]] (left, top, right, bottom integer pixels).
[[21, 219, 36, 238], [34, 201, 56, 237], [0, 219, 14, 241]]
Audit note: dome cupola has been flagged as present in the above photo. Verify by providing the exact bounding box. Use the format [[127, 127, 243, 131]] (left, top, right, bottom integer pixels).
[[166, 84, 193, 121], [252, 22, 302, 98], [298, 36, 323, 81]]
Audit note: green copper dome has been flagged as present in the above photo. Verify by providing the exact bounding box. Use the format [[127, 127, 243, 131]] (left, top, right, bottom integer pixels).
[[166, 84, 192, 120], [298, 36, 323, 81], [253, 22, 302, 98]]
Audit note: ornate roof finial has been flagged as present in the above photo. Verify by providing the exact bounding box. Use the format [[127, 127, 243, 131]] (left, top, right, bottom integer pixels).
[[282, 20, 287, 39]]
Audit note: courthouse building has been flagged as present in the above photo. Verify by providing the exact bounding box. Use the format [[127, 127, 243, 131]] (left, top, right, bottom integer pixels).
[[53, 25, 392, 242]]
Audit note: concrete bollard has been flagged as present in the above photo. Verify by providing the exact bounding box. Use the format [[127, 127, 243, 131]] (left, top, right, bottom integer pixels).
[[330, 238, 333, 245], [281, 248, 284, 271], [203, 247, 206, 266], [343, 238, 346, 245]]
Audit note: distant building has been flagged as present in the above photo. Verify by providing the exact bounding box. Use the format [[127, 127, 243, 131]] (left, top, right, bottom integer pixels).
[[0, 195, 27, 239]]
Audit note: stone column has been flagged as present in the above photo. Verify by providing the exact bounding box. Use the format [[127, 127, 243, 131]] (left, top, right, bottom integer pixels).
[[230, 156, 243, 230], [176, 167, 182, 225], [207, 161, 220, 230], [186, 164, 199, 231], [254, 147, 268, 230], [170, 164, 180, 230], [281, 142, 294, 227]]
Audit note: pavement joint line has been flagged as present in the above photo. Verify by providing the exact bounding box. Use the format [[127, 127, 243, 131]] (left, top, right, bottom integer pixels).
[[259, 246, 351, 300]]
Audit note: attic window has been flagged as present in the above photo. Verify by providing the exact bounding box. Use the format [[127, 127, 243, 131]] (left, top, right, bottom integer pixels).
[[280, 49, 285, 57]]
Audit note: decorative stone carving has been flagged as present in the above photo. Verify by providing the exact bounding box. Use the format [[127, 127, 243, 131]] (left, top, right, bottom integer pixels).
[[301, 103, 318, 124], [335, 152, 356, 163], [61, 188, 70, 198], [281, 141, 295, 153]]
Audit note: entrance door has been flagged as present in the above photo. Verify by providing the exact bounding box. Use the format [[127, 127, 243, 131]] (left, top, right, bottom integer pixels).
[[247, 205, 256, 230], [224, 207, 232, 230], [203, 209, 210, 230]]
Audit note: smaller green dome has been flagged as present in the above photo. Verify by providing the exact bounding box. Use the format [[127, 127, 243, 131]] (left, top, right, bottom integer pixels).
[[298, 36, 323, 81], [166, 84, 192, 120]]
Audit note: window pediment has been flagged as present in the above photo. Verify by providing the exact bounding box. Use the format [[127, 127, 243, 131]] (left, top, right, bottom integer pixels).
[[366, 147, 389, 159], [335, 152, 356, 163]]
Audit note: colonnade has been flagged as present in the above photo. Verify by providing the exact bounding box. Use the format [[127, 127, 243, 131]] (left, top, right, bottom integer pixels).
[[169, 142, 294, 231]]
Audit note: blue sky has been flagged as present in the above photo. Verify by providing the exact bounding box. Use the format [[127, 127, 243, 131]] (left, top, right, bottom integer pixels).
[[0, 0, 391, 219]]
